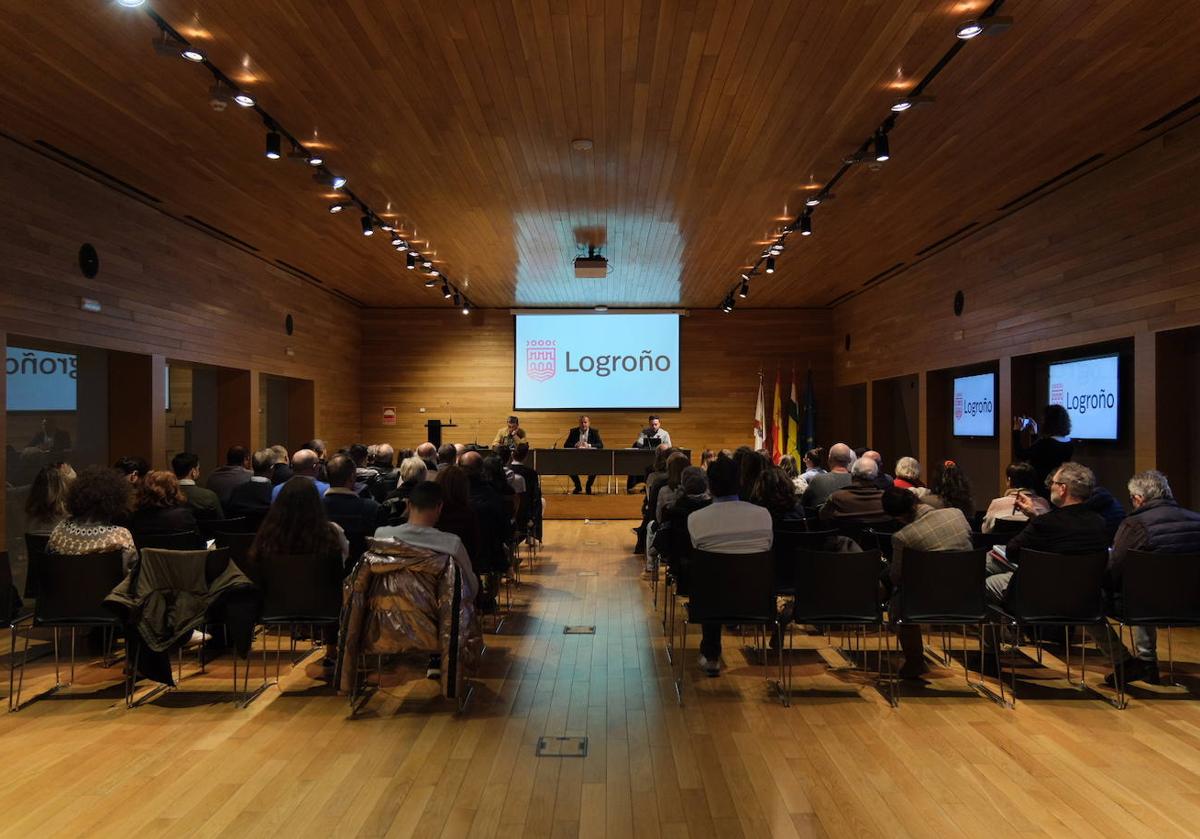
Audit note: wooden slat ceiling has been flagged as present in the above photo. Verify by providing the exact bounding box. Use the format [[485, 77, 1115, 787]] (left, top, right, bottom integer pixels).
[[1, 1, 1198, 309]]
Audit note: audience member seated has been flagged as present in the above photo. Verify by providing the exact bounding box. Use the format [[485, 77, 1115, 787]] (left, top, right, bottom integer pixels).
[[983, 462, 1110, 608], [268, 444, 293, 486], [1084, 484, 1127, 542], [778, 455, 806, 497], [301, 438, 329, 482], [799, 447, 826, 482], [893, 457, 925, 493], [633, 446, 672, 554], [47, 465, 138, 570], [652, 466, 712, 572], [369, 444, 400, 502], [128, 470, 200, 538], [114, 456, 150, 488], [495, 446, 526, 495], [1013, 404, 1074, 495], [801, 443, 853, 507], [981, 462, 1049, 533], [271, 448, 330, 502], [172, 452, 224, 521], [922, 461, 975, 519], [655, 452, 692, 524], [686, 456, 774, 677], [436, 443, 458, 472], [751, 467, 807, 527], [323, 454, 386, 562], [700, 449, 717, 469], [226, 448, 275, 521], [862, 450, 894, 489], [1089, 471, 1200, 687], [384, 456, 428, 523], [24, 463, 75, 533], [374, 481, 479, 602], [819, 456, 887, 523], [432, 464, 482, 570], [350, 443, 379, 493], [459, 451, 511, 580], [206, 445, 252, 505], [738, 450, 770, 501], [882, 487, 973, 679], [416, 442, 439, 473]]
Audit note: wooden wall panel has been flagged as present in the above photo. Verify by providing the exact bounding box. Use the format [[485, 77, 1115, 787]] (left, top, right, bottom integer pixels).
[[359, 309, 833, 457]]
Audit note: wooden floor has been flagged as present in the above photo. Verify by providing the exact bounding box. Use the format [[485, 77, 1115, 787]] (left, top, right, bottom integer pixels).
[[4, 521, 1200, 838]]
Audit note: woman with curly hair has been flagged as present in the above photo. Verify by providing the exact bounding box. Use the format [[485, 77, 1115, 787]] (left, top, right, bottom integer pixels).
[[751, 466, 807, 526], [24, 463, 75, 533], [128, 470, 199, 538], [47, 465, 138, 569], [923, 461, 975, 518]]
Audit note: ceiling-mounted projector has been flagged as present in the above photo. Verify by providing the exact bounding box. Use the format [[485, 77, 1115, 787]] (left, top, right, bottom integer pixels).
[[574, 245, 608, 279]]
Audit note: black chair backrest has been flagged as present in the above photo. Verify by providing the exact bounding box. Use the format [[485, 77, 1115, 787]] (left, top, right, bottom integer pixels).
[[868, 529, 894, 561], [134, 531, 204, 551], [0, 550, 18, 623], [214, 531, 256, 564], [199, 516, 252, 539], [772, 529, 838, 591], [792, 549, 883, 625], [988, 518, 1027, 540], [1121, 549, 1200, 625], [35, 549, 125, 625], [259, 552, 343, 623], [23, 532, 51, 598], [203, 546, 233, 585], [685, 549, 775, 623], [836, 519, 896, 550], [970, 531, 1007, 550], [1008, 549, 1108, 624], [895, 548, 987, 623]]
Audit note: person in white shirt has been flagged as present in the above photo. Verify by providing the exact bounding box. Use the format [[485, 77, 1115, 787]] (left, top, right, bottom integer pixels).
[[685, 456, 773, 676], [628, 415, 673, 492]]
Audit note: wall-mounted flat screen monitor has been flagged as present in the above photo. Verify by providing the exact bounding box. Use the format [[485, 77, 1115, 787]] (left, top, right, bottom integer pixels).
[[952, 372, 996, 437], [6, 347, 78, 412], [1048, 353, 1119, 440], [514, 313, 680, 410]]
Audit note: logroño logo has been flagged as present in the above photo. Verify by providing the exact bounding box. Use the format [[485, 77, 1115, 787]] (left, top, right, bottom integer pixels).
[[954, 392, 964, 420], [1050, 383, 1064, 405], [526, 339, 556, 381]]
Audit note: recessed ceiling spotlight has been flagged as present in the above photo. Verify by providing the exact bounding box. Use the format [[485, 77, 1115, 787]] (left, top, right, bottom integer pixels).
[[328, 201, 351, 214], [380, 222, 394, 232], [461, 298, 470, 315], [740, 273, 751, 282], [395, 240, 409, 252], [391, 235, 405, 246], [265, 130, 281, 159], [422, 260, 432, 269], [307, 154, 323, 166], [570, 138, 594, 151], [426, 268, 440, 277], [180, 46, 205, 62], [805, 195, 822, 207], [800, 215, 812, 236], [232, 91, 256, 108]]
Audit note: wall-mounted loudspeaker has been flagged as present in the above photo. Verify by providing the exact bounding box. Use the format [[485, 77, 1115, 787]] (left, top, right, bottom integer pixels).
[[285, 314, 294, 336], [953, 290, 965, 316], [78, 243, 99, 278]]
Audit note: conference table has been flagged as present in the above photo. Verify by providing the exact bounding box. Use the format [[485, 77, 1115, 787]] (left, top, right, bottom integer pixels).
[[530, 448, 691, 493]]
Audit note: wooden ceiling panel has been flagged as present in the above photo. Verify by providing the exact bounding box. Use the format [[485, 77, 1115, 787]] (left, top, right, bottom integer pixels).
[[0, 1, 1196, 310]]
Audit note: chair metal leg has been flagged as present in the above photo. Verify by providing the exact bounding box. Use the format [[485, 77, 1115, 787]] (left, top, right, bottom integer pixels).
[[1168, 626, 1176, 685], [674, 619, 687, 706], [53, 628, 60, 687]]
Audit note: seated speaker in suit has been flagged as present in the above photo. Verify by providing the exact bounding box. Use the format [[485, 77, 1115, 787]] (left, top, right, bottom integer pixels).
[[565, 415, 603, 494]]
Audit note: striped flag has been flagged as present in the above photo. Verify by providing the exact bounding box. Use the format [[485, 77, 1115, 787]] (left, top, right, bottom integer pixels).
[[770, 367, 784, 464], [753, 371, 765, 451]]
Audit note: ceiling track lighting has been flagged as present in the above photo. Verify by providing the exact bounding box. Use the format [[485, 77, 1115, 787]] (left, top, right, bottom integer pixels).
[[800, 215, 812, 236], [765, 256, 776, 274], [265, 130, 281, 160], [891, 94, 935, 112], [406, 252, 416, 269], [738, 278, 750, 299], [118, 0, 147, 7], [232, 91, 256, 108], [360, 215, 374, 236], [313, 172, 347, 189], [441, 281, 453, 299], [328, 201, 351, 214], [874, 131, 890, 162], [394, 240, 409, 251], [461, 298, 471, 315], [956, 16, 1012, 39], [452, 291, 462, 307], [721, 294, 735, 313], [423, 275, 438, 288], [391, 235, 405, 246], [380, 222, 394, 232], [180, 46, 205, 63]]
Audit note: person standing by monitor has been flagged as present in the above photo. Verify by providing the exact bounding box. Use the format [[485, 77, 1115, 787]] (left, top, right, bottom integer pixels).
[[627, 415, 672, 492], [565, 415, 604, 494]]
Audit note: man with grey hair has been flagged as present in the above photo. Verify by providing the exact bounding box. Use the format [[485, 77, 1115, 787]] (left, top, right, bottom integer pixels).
[[370, 443, 400, 501], [819, 455, 887, 522], [802, 442, 854, 507], [1090, 470, 1200, 687], [984, 461, 1109, 607]]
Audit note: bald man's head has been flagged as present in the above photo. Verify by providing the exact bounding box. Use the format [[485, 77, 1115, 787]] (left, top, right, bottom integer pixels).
[[459, 450, 483, 476], [828, 443, 854, 471], [291, 448, 319, 476], [863, 450, 883, 468], [416, 442, 436, 460]]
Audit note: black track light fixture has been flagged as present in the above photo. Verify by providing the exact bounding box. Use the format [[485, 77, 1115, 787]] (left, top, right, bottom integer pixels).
[[765, 256, 776, 274], [461, 298, 470, 315], [721, 294, 735, 313], [800, 215, 812, 236], [423, 275, 438, 288], [738, 277, 750, 299], [442, 280, 452, 299], [391, 234, 405, 247], [452, 291, 462, 308], [313, 172, 347, 190], [180, 46, 205, 63], [956, 16, 1012, 39], [329, 201, 351, 214], [891, 94, 935, 112], [265, 130, 281, 160], [361, 215, 374, 236], [406, 252, 416, 269], [874, 131, 890, 162]]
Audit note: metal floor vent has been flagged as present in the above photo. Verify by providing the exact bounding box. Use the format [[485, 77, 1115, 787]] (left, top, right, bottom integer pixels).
[[577, 570, 599, 576], [563, 625, 596, 635], [536, 736, 588, 757]]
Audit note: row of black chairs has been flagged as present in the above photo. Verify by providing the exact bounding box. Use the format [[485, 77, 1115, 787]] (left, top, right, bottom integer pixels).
[[666, 542, 1200, 710]]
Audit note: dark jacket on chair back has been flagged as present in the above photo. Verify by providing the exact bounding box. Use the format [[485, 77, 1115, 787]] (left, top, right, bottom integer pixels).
[[1108, 498, 1200, 585]]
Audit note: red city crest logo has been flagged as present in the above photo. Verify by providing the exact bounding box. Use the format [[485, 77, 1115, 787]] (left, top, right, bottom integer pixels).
[[1050, 383, 1065, 405], [526, 339, 556, 381], [954, 393, 964, 420]]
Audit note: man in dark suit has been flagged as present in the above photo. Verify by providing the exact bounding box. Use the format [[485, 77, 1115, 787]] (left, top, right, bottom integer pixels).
[[985, 461, 1110, 607], [564, 415, 603, 494], [206, 445, 252, 505], [172, 451, 224, 521], [323, 454, 386, 565], [227, 448, 274, 522]]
